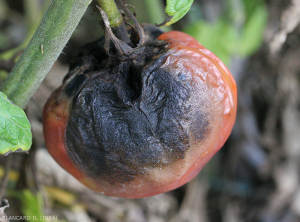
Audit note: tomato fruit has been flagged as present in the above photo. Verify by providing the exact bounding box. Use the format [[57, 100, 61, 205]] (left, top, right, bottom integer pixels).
[[43, 24, 237, 199]]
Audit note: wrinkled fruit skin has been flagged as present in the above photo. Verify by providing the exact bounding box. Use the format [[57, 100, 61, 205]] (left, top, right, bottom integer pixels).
[[43, 25, 237, 198]]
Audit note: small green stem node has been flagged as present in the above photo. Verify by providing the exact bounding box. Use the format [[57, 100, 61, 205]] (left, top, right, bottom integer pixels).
[[96, 0, 123, 27]]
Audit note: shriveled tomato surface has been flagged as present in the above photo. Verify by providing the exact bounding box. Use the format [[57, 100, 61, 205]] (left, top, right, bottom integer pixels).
[[43, 25, 237, 198]]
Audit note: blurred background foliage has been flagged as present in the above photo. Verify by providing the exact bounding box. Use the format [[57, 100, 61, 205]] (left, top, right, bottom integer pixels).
[[0, 0, 267, 65], [184, 0, 267, 65], [0, 0, 267, 84]]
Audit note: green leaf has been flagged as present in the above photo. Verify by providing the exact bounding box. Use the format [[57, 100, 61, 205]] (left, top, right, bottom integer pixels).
[[158, 0, 194, 26], [239, 5, 268, 56], [0, 92, 32, 155], [8, 190, 46, 222], [21, 190, 46, 222]]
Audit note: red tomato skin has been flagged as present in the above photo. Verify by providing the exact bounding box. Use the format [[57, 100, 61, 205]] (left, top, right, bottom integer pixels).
[[43, 31, 237, 198]]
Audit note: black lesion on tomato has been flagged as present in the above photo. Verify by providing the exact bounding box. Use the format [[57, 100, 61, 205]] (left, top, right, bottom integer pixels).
[[63, 39, 109, 98], [190, 111, 210, 142], [64, 51, 194, 184], [62, 25, 208, 184], [63, 25, 164, 102]]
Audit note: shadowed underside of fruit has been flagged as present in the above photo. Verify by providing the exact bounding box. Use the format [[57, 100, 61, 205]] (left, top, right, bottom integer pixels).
[[43, 24, 237, 198]]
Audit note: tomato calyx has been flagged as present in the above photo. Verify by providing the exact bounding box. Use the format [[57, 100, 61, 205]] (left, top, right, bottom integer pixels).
[[97, 2, 150, 59]]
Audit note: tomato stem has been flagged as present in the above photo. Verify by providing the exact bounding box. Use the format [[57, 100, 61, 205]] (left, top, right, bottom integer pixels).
[[96, 0, 122, 27], [0, 0, 92, 108]]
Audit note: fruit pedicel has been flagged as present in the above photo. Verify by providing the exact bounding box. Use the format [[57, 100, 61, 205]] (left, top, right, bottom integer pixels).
[[43, 6, 237, 198]]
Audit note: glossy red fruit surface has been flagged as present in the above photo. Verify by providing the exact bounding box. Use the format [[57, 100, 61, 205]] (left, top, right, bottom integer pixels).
[[43, 26, 237, 198]]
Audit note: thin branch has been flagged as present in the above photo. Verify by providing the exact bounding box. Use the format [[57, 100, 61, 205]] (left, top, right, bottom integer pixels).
[[96, 0, 123, 27]]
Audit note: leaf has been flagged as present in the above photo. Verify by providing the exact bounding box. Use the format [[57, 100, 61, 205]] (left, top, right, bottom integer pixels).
[[0, 92, 32, 155], [157, 0, 194, 26], [239, 5, 268, 56], [9, 190, 46, 222], [21, 190, 46, 222]]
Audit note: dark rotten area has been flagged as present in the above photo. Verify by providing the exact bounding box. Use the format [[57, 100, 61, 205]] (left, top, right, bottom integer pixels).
[[62, 26, 210, 184]]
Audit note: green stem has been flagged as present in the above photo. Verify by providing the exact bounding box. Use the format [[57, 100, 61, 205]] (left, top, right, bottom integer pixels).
[[96, 0, 122, 27], [0, 0, 92, 109]]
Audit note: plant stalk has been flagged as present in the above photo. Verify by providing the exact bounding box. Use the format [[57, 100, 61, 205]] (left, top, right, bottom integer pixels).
[[0, 0, 92, 109], [96, 0, 122, 27]]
